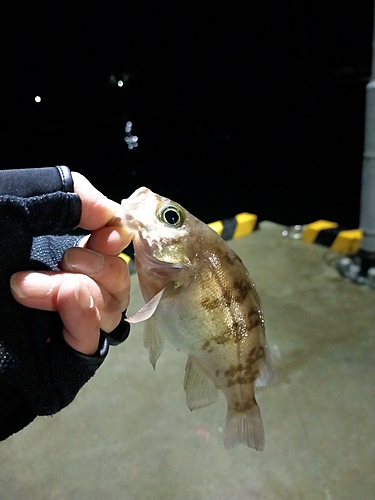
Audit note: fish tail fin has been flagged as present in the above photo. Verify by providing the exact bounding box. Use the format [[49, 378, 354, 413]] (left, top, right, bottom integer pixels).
[[223, 403, 265, 451]]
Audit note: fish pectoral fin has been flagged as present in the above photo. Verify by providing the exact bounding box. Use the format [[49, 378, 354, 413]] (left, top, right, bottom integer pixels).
[[184, 356, 219, 411], [255, 342, 274, 388], [143, 316, 164, 369], [126, 288, 165, 324], [224, 403, 265, 451]]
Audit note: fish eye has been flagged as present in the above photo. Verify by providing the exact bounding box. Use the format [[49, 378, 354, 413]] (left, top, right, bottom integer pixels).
[[159, 205, 185, 227]]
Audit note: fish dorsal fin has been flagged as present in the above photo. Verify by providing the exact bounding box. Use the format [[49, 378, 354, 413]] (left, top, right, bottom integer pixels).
[[184, 356, 219, 410], [255, 342, 274, 388], [126, 288, 165, 324], [143, 315, 164, 369]]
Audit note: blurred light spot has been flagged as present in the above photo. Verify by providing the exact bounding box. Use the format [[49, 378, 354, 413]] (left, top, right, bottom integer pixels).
[[118, 80, 124, 87], [195, 425, 211, 444], [282, 225, 304, 239], [35, 96, 41, 103], [124, 121, 138, 149]]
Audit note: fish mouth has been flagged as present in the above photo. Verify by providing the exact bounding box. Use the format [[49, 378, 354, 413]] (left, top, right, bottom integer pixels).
[[130, 186, 152, 197], [120, 187, 154, 229], [122, 187, 153, 209]]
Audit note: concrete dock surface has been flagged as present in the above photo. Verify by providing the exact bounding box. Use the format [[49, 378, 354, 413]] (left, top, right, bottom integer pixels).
[[1, 221, 374, 500]]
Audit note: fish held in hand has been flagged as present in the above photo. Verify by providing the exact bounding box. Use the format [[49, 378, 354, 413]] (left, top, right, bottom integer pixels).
[[121, 187, 273, 450]]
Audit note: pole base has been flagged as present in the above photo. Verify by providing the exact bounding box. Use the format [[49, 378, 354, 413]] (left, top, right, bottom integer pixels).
[[337, 249, 375, 288]]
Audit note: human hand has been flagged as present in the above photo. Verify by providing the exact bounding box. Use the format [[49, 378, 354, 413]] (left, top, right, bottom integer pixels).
[[10, 172, 131, 356]]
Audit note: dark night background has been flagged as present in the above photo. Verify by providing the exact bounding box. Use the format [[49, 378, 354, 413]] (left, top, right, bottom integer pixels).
[[0, 2, 373, 227]]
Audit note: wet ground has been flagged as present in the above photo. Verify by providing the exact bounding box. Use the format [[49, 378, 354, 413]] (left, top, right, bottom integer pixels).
[[0, 221, 374, 500]]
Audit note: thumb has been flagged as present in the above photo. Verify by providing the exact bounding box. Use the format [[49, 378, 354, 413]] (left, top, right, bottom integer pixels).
[[72, 172, 123, 230]]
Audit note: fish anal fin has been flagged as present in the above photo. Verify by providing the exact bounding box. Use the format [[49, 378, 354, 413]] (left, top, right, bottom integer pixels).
[[143, 316, 164, 369], [224, 403, 265, 451], [184, 357, 219, 411]]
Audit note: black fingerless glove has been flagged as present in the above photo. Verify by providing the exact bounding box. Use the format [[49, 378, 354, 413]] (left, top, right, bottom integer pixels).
[[0, 166, 109, 440]]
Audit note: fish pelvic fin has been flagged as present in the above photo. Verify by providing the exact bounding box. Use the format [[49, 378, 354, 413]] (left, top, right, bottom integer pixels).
[[224, 402, 265, 451], [143, 316, 164, 369], [184, 356, 219, 410]]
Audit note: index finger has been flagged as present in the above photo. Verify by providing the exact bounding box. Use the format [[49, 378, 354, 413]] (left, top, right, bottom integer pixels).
[[83, 225, 133, 256]]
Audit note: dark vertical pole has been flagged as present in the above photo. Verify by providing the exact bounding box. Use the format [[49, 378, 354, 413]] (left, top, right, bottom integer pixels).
[[337, 2, 375, 286], [359, 1, 375, 254]]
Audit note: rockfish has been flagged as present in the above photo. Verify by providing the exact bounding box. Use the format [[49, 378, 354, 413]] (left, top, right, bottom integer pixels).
[[121, 187, 273, 450]]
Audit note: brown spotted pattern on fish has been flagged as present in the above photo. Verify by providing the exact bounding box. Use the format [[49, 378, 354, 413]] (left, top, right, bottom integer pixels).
[[121, 187, 273, 450]]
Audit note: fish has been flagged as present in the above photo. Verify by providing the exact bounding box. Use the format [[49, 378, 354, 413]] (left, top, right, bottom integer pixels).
[[121, 187, 273, 450]]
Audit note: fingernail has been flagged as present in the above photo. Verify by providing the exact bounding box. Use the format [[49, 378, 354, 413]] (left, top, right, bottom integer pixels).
[[74, 284, 95, 310], [10, 273, 53, 299], [64, 248, 104, 275]]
